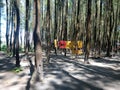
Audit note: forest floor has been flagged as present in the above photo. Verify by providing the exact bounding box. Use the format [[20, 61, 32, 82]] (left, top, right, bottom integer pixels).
[[0, 51, 120, 90]]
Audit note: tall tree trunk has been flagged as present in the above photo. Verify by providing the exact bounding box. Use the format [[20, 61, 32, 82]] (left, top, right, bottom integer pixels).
[[9, 1, 13, 53], [98, 0, 102, 56], [46, 0, 51, 63], [25, 0, 30, 59], [114, 0, 119, 53], [0, 6, 1, 51], [63, 0, 68, 56], [93, 0, 98, 57], [33, 0, 43, 81], [13, 11, 16, 57], [84, 0, 92, 64], [6, 0, 9, 53], [0, 1, 3, 51], [75, 0, 80, 56], [14, 0, 20, 67], [106, 0, 114, 56], [76, 0, 80, 41], [54, 0, 57, 55]]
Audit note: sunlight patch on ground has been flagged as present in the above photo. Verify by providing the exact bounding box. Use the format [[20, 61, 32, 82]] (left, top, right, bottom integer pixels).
[[0, 70, 30, 90]]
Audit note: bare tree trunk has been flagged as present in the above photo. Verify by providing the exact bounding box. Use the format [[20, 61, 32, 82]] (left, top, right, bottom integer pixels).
[[9, 1, 14, 53], [84, 0, 92, 64], [6, 0, 10, 53], [25, 0, 30, 60], [14, 0, 20, 67], [33, 0, 43, 81], [0, 1, 4, 50], [98, 0, 102, 57], [93, 0, 98, 57], [46, 0, 51, 63], [63, 0, 68, 56], [113, 0, 119, 54], [0, 6, 1, 50], [13, 12, 16, 57], [54, 0, 57, 55], [106, 0, 114, 57]]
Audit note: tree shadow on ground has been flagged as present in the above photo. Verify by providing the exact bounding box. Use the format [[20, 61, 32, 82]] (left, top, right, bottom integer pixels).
[[92, 57, 120, 65], [56, 55, 120, 79], [49, 69, 103, 90], [25, 55, 34, 90], [0, 56, 15, 72], [24, 53, 120, 90], [44, 54, 120, 90], [0, 53, 31, 72], [0, 53, 34, 90]]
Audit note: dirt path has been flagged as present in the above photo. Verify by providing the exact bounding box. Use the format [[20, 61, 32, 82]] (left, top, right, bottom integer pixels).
[[0, 52, 120, 90], [0, 52, 31, 90], [30, 54, 120, 90]]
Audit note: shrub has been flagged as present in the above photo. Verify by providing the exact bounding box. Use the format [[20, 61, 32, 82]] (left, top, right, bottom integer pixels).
[[1, 45, 7, 52]]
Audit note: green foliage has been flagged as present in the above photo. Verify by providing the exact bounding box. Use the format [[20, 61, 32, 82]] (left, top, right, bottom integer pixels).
[[19, 46, 24, 53], [29, 47, 34, 52], [12, 67, 23, 73], [1, 45, 7, 52]]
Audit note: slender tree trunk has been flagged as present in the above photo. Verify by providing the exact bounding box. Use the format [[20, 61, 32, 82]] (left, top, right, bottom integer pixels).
[[54, 0, 57, 55], [13, 12, 16, 57], [0, 1, 3, 51], [46, 0, 51, 63], [114, 0, 119, 53], [14, 0, 20, 67], [0, 7, 1, 51], [93, 0, 98, 57], [98, 0, 102, 56], [33, 0, 43, 81], [6, 0, 10, 53], [84, 0, 92, 64], [9, 1, 13, 53], [106, 0, 114, 56], [63, 0, 68, 56], [25, 0, 30, 59], [75, 0, 80, 57]]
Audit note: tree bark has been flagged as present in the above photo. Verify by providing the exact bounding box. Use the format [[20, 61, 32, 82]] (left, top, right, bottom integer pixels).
[[0, 6, 1, 50], [14, 0, 20, 67], [25, 0, 30, 59], [84, 0, 92, 64], [46, 0, 51, 63], [54, 0, 57, 55], [106, 0, 114, 56], [6, 0, 10, 53], [33, 0, 43, 81]]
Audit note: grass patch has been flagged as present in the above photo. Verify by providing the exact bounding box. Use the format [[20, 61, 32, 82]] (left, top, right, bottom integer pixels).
[[1, 45, 7, 52], [11, 67, 23, 73]]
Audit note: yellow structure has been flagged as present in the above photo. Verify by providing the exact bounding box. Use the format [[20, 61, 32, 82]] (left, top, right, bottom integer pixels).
[[77, 41, 83, 48], [70, 41, 83, 55], [71, 49, 83, 55], [54, 39, 58, 48], [69, 41, 83, 48], [66, 41, 71, 49], [54, 40, 83, 55]]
